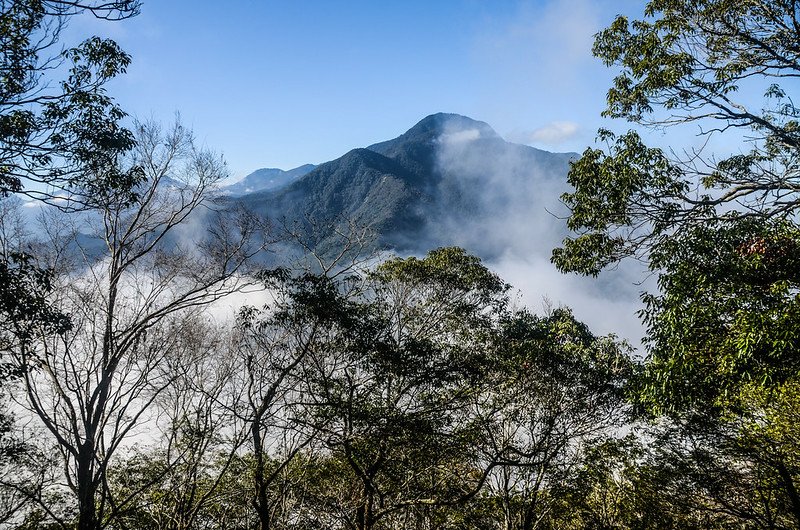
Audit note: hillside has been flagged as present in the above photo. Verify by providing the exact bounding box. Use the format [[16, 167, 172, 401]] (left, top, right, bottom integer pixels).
[[233, 113, 576, 258]]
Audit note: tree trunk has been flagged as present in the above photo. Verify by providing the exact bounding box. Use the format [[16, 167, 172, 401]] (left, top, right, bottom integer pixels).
[[252, 421, 272, 530], [521, 490, 539, 530], [776, 459, 800, 527], [76, 441, 99, 530], [356, 486, 375, 530]]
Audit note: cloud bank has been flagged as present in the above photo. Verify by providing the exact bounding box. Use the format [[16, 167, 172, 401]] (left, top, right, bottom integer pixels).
[[429, 118, 647, 350]]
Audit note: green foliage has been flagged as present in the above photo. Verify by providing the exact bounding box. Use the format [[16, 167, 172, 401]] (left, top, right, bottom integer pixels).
[[552, 129, 689, 276], [555, 0, 800, 273], [554, 0, 800, 411], [0, 252, 71, 353], [482, 308, 634, 530], [232, 248, 634, 530], [554, 0, 800, 527], [0, 5, 139, 523], [594, 0, 800, 145], [0, 1, 141, 204], [637, 218, 800, 414], [301, 248, 509, 529], [108, 449, 253, 530]]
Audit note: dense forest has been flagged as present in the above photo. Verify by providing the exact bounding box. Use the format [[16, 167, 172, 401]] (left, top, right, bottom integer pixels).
[[1, 1, 800, 529]]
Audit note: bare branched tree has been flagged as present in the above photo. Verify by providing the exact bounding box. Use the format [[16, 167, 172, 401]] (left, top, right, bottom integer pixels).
[[108, 318, 249, 530], [6, 120, 264, 530]]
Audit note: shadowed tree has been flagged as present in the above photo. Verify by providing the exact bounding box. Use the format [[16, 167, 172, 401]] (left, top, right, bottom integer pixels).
[[0, 0, 141, 205], [482, 308, 633, 530], [296, 248, 509, 530], [0, 3, 139, 520]]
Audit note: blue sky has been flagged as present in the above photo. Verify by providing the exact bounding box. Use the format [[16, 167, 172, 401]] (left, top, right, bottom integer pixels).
[[70, 0, 645, 181]]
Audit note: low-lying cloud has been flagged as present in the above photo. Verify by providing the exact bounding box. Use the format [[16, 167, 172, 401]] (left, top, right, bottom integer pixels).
[[430, 118, 647, 350], [439, 128, 483, 144]]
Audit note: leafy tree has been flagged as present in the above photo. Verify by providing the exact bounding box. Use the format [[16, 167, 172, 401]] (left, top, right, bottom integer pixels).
[[233, 247, 635, 530], [0, 0, 140, 205], [636, 218, 800, 414], [0, 0, 141, 359], [0, 3, 138, 520], [231, 226, 381, 530], [552, 0, 800, 415], [303, 248, 508, 530], [235, 269, 357, 530], [483, 308, 633, 530], [553, 0, 800, 273], [552, 0, 800, 526], [552, 0, 800, 404]]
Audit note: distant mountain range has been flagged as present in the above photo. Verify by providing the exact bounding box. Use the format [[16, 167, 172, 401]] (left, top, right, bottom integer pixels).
[[229, 113, 576, 260], [223, 164, 316, 196]]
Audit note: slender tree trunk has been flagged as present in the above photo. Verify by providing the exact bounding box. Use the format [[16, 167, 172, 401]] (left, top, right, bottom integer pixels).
[[356, 485, 375, 530], [75, 260, 117, 530], [252, 420, 272, 530], [521, 489, 539, 530], [76, 440, 99, 530], [776, 459, 800, 527]]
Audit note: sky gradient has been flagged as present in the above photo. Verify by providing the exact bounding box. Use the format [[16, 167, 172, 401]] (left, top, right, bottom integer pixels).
[[70, 0, 643, 181]]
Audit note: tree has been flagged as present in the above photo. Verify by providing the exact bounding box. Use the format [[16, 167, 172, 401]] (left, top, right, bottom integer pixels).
[[0, 3, 138, 521], [240, 247, 634, 530], [232, 222, 379, 530], [554, 0, 800, 267], [234, 270, 350, 530], [0, 0, 140, 205], [326, 247, 508, 530], [552, 0, 800, 415], [269, 247, 509, 530], [482, 308, 633, 530], [107, 320, 249, 530], [7, 120, 261, 530], [0, 0, 141, 373], [0, 198, 70, 526], [552, 0, 800, 525]]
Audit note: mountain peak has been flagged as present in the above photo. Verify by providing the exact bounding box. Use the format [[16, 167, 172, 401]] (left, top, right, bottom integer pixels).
[[223, 163, 316, 196], [367, 113, 499, 168], [232, 112, 575, 260], [407, 113, 498, 139]]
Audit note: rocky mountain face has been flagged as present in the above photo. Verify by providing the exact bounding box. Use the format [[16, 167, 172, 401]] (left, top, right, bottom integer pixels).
[[233, 113, 576, 259]]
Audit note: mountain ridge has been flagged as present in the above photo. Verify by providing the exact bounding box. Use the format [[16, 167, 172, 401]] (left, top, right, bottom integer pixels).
[[232, 113, 577, 258], [223, 163, 316, 196]]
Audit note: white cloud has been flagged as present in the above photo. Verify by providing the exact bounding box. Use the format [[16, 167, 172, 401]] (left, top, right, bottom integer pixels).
[[439, 128, 482, 144], [489, 253, 647, 351], [427, 116, 647, 351], [508, 121, 580, 146]]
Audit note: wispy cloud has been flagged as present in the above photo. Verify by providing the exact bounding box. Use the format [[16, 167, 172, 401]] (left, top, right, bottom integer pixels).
[[508, 121, 580, 146], [439, 128, 483, 145], [423, 116, 647, 349]]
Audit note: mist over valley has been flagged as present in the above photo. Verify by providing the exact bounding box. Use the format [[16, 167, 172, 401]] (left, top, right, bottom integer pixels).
[[227, 113, 644, 344]]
